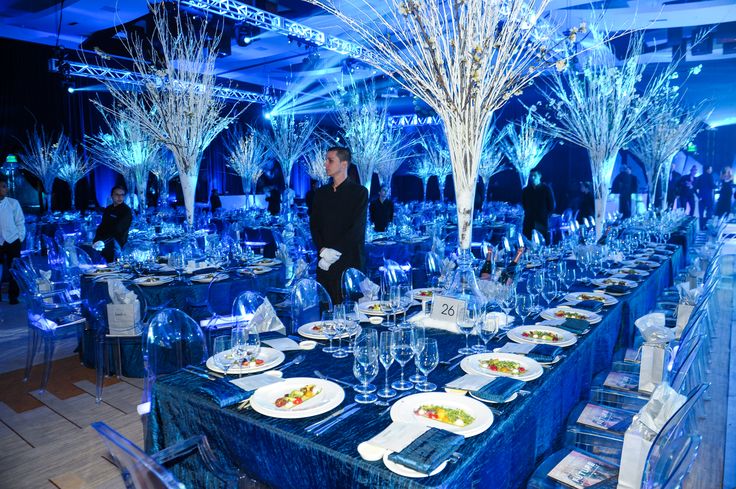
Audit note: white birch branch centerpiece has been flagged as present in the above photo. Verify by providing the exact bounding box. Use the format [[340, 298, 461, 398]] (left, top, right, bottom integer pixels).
[[500, 108, 555, 188], [306, 0, 559, 252], [56, 142, 95, 211], [18, 127, 66, 213], [90, 4, 238, 225], [260, 108, 317, 191], [225, 125, 269, 207]]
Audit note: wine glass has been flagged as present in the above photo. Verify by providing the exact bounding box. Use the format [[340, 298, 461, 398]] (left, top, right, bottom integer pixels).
[[169, 252, 186, 282], [390, 328, 415, 391], [457, 302, 478, 355], [564, 268, 577, 292], [541, 277, 557, 308], [381, 274, 395, 330], [213, 335, 235, 375], [232, 325, 260, 378], [415, 338, 439, 392], [499, 287, 517, 330], [377, 331, 396, 399], [478, 314, 498, 352], [353, 339, 379, 404], [353, 329, 378, 395], [516, 294, 533, 325], [332, 304, 348, 359], [399, 284, 412, 324], [390, 285, 402, 329], [409, 325, 426, 383], [321, 311, 338, 354]]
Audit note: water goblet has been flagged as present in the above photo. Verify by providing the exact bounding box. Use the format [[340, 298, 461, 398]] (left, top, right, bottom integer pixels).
[[213, 335, 235, 375], [500, 289, 517, 330], [377, 331, 396, 399], [320, 311, 338, 354], [409, 325, 427, 383], [479, 314, 498, 352], [353, 352, 379, 404], [332, 304, 349, 358], [457, 302, 478, 355], [390, 285, 402, 329], [353, 329, 378, 394], [232, 325, 260, 378], [516, 294, 533, 324], [390, 328, 415, 391], [415, 338, 439, 392]]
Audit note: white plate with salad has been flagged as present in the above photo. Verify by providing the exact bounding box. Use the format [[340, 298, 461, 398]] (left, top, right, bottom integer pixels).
[[249, 377, 344, 419]]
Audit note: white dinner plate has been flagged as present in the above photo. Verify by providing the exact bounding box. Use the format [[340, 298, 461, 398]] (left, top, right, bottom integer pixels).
[[373, 240, 396, 246], [251, 258, 282, 267], [297, 321, 360, 340], [358, 301, 393, 316], [382, 452, 447, 478], [93, 273, 134, 282], [506, 325, 577, 347], [563, 292, 618, 306], [411, 288, 442, 300], [591, 278, 638, 290], [540, 307, 602, 324], [389, 392, 493, 438], [206, 347, 285, 374], [249, 377, 344, 419], [132, 276, 175, 287], [191, 273, 228, 284], [244, 266, 273, 275], [460, 352, 544, 382], [609, 267, 649, 277]]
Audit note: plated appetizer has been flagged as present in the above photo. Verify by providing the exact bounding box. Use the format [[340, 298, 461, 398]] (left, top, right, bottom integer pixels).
[[521, 330, 562, 342], [414, 404, 475, 427], [274, 384, 321, 409], [479, 359, 527, 375], [554, 310, 589, 320]]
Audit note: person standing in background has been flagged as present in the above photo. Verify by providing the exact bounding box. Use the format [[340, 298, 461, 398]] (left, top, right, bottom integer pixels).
[[678, 166, 697, 216], [310, 147, 368, 303], [611, 164, 638, 218], [369, 185, 394, 232], [209, 188, 222, 213], [521, 170, 555, 241], [93, 186, 133, 263], [695, 165, 716, 229], [0, 175, 25, 304], [715, 167, 734, 218]]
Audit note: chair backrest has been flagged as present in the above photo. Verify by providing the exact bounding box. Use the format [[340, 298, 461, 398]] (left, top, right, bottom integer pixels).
[[144, 308, 207, 383], [341, 268, 368, 305], [425, 251, 441, 277], [231, 290, 265, 325], [91, 421, 184, 489], [641, 384, 709, 488], [290, 279, 332, 334], [670, 336, 704, 394], [382, 258, 408, 287]]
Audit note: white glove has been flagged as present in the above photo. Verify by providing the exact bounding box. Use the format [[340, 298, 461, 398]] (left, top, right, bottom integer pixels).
[[93, 241, 105, 251], [318, 258, 332, 271], [320, 248, 342, 264]]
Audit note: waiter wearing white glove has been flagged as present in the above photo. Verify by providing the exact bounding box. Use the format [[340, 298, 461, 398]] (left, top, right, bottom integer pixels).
[[309, 147, 368, 303], [0, 175, 25, 304]]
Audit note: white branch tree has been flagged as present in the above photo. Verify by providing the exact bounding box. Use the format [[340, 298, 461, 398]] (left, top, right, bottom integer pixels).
[[56, 142, 95, 211], [407, 157, 434, 201], [501, 108, 555, 188], [478, 126, 506, 203], [629, 79, 708, 209], [533, 32, 675, 236], [374, 126, 412, 191], [86, 110, 161, 213], [416, 129, 452, 202], [91, 4, 238, 224], [304, 139, 330, 185], [150, 152, 179, 207], [18, 127, 65, 212], [261, 109, 317, 190], [330, 79, 392, 194], [224, 125, 269, 204], [306, 0, 566, 249]]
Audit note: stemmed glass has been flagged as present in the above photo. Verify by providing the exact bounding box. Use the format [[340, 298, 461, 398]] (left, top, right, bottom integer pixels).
[[232, 325, 260, 378], [381, 275, 395, 330], [499, 287, 516, 330], [541, 277, 557, 308], [457, 302, 478, 355], [213, 335, 235, 375], [169, 252, 186, 283], [377, 331, 396, 399], [563, 268, 577, 292], [353, 329, 378, 395], [390, 328, 415, 391], [409, 325, 426, 383], [415, 338, 439, 392], [321, 311, 338, 354], [532, 271, 545, 308], [332, 304, 349, 359], [516, 294, 534, 325], [399, 284, 412, 324], [478, 314, 498, 352], [353, 341, 379, 404], [390, 285, 402, 329]]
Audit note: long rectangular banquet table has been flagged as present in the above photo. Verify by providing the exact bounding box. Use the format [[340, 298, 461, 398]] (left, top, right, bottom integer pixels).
[[147, 241, 686, 489]]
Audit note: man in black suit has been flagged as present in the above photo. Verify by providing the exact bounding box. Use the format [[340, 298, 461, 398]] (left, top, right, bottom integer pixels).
[[94, 186, 133, 263], [369, 185, 394, 232], [521, 170, 555, 240]]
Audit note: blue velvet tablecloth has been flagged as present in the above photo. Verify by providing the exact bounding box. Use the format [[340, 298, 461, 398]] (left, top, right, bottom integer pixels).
[[146, 246, 682, 489]]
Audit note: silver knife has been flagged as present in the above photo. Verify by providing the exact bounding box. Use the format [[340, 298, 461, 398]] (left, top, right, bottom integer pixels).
[[313, 405, 361, 436], [305, 402, 357, 432], [378, 390, 415, 416]]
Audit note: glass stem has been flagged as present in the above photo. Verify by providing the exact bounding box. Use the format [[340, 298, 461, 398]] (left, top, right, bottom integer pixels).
[[465, 333, 470, 350], [384, 366, 390, 390]]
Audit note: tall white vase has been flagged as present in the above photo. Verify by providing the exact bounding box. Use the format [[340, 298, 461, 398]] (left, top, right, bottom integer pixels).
[[180, 172, 199, 225]]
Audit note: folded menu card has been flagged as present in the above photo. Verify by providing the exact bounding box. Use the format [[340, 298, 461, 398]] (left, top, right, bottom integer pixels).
[[495, 342, 535, 355], [387, 428, 464, 475], [547, 450, 618, 489], [602, 372, 638, 391], [445, 374, 494, 392], [576, 403, 632, 434]]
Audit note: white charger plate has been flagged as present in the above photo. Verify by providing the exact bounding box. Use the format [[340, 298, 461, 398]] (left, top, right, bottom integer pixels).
[[244, 266, 273, 275], [191, 273, 228, 284], [382, 452, 447, 478], [564, 292, 618, 306], [461, 352, 544, 382], [358, 301, 394, 316], [133, 276, 175, 287], [610, 267, 649, 277], [249, 377, 344, 419], [251, 258, 282, 267], [389, 392, 493, 438], [591, 278, 638, 289], [540, 307, 602, 325], [411, 288, 441, 300], [297, 321, 360, 340], [506, 325, 577, 347], [206, 347, 284, 374]]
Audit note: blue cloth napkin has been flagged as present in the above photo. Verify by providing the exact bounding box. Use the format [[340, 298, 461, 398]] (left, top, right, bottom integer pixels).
[[604, 284, 629, 295], [472, 377, 525, 403], [575, 300, 603, 313], [558, 318, 589, 335], [198, 379, 253, 408], [527, 344, 563, 363], [387, 428, 464, 475]]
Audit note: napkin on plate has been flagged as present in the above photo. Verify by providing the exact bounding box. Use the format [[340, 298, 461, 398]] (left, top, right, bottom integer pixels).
[[604, 284, 630, 295], [198, 372, 283, 408], [558, 318, 589, 335], [471, 377, 525, 403], [387, 428, 464, 475], [527, 344, 563, 363], [574, 300, 604, 313]]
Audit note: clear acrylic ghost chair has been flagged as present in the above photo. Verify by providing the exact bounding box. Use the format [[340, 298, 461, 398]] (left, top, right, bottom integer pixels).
[[290, 279, 333, 335], [527, 384, 708, 489], [92, 421, 243, 489], [341, 268, 369, 305], [382, 258, 408, 287], [140, 308, 208, 415]]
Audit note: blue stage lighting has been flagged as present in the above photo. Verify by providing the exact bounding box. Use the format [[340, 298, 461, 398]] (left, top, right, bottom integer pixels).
[[264, 111, 272, 120], [67, 86, 75, 93]]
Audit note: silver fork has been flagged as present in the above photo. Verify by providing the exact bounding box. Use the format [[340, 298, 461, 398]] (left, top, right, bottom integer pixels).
[[278, 354, 305, 372], [314, 370, 354, 388]]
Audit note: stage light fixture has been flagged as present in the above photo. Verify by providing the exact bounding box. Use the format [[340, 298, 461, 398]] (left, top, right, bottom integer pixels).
[[67, 86, 76, 94]]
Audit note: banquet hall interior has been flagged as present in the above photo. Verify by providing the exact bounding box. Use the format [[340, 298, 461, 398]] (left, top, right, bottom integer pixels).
[[1, 0, 736, 487]]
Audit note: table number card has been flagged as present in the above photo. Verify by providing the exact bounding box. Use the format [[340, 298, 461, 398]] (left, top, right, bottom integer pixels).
[[430, 295, 467, 324]]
